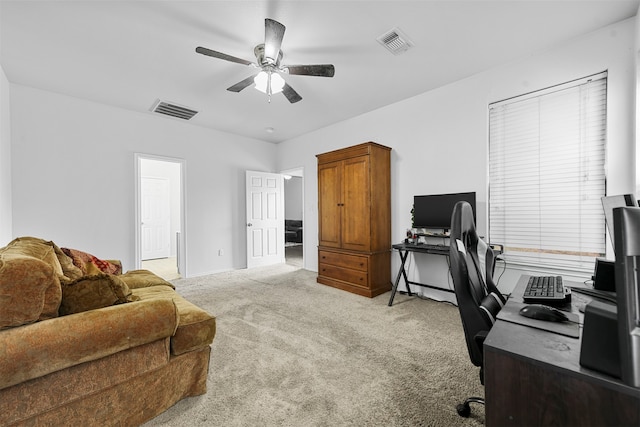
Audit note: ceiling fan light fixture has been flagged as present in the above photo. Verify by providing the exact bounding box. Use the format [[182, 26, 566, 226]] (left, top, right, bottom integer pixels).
[[254, 71, 285, 95]]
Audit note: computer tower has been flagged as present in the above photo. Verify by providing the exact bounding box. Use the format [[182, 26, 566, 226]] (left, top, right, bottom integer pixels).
[[613, 207, 640, 388]]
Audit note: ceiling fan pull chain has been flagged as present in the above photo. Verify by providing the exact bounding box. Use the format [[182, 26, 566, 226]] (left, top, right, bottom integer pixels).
[[267, 69, 275, 103]]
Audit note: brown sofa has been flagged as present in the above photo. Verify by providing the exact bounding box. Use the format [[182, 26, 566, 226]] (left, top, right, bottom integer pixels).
[[0, 237, 216, 426]]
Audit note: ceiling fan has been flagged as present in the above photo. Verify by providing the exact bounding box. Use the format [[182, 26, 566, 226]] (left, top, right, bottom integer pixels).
[[196, 18, 335, 103]]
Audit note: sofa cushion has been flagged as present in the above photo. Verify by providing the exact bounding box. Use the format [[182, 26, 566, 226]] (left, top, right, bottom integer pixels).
[[119, 269, 175, 289], [59, 273, 139, 316], [61, 247, 122, 276], [132, 285, 216, 355], [0, 238, 64, 324], [50, 241, 84, 282], [0, 254, 60, 329], [0, 298, 178, 391], [3, 237, 90, 283], [3, 237, 64, 278]]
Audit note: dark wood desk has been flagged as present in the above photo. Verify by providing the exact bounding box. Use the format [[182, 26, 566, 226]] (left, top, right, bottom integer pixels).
[[388, 242, 451, 306], [484, 275, 640, 426]]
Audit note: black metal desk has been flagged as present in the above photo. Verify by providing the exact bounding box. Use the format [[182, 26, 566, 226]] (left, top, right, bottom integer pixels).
[[387, 242, 451, 306]]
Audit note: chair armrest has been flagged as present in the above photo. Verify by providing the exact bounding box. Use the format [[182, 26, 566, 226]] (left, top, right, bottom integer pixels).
[[476, 330, 490, 385], [475, 330, 489, 348]]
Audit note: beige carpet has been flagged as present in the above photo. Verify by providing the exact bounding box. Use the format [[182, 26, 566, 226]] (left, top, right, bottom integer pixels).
[[142, 257, 181, 281], [144, 264, 485, 426]]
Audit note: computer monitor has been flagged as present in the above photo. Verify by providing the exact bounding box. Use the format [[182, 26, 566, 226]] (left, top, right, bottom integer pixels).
[[613, 206, 640, 388], [413, 192, 476, 232], [601, 194, 637, 249]]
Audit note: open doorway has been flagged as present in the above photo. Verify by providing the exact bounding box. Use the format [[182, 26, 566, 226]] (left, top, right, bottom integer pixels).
[[135, 154, 185, 280], [282, 168, 304, 268]]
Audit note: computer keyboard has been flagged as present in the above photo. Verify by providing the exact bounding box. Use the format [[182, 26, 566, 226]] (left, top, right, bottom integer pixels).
[[523, 276, 570, 303]]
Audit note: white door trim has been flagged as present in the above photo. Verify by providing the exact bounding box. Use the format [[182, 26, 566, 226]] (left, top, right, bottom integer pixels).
[[134, 153, 187, 277]]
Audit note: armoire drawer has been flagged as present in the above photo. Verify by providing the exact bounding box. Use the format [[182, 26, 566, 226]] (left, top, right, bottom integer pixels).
[[318, 250, 368, 271], [318, 263, 368, 288]]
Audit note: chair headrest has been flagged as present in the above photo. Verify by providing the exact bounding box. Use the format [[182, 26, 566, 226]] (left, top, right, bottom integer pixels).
[[451, 201, 478, 248]]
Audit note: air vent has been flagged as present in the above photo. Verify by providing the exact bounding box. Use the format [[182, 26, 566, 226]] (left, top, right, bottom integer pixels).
[[150, 100, 198, 120], [376, 27, 414, 55]]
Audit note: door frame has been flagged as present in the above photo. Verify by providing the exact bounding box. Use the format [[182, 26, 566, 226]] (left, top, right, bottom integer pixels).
[[134, 153, 187, 277]]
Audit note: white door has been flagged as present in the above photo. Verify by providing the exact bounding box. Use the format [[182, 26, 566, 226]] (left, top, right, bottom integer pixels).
[[246, 171, 285, 268], [141, 177, 171, 260]]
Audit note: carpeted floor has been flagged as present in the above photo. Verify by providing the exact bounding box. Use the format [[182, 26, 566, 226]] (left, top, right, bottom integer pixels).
[[285, 244, 303, 268], [144, 264, 485, 426]]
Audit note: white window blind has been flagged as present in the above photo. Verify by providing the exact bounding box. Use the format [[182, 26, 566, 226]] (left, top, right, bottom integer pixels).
[[489, 72, 607, 272]]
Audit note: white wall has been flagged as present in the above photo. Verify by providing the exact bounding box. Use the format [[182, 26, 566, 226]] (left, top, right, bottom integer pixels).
[[277, 18, 636, 295], [284, 177, 303, 221], [9, 85, 277, 276], [0, 65, 11, 244]]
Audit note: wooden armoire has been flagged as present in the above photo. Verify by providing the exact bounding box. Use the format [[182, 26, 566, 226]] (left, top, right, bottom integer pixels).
[[316, 142, 391, 297]]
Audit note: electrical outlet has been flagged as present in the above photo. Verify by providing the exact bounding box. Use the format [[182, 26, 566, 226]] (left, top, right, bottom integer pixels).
[[218, 249, 223, 256]]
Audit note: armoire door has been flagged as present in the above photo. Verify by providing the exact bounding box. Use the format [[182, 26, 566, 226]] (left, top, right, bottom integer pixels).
[[318, 161, 342, 248], [341, 155, 370, 251]]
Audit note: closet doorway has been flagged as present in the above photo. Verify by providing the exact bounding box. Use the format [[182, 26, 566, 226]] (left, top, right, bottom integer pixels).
[[135, 154, 185, 280]]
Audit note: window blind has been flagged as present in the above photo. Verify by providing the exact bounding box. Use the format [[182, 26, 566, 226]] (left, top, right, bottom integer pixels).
[[488, 72, 607, 272]]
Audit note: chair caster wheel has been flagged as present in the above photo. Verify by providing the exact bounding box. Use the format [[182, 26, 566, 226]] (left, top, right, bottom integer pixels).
[[457, 402, 471, 417]]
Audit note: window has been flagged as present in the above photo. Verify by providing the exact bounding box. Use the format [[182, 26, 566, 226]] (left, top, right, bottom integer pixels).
[[488, 72, 607, 273]]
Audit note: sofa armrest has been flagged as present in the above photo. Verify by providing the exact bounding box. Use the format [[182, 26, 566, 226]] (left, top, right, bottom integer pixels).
[[0, 299, 178, 391]]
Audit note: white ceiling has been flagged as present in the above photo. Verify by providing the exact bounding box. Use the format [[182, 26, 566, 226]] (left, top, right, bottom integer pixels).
[[1, 0, 638, 143]]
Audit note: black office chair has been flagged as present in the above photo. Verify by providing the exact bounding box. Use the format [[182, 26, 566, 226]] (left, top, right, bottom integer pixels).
[[449, 201, 506, 417]]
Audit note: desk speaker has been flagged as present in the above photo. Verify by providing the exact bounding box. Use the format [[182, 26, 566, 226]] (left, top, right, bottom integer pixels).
[[593, 258, 615, 292], [579, 300, 621, 378]]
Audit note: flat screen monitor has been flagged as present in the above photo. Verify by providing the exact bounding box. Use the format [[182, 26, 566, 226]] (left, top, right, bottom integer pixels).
[[413, 192, 476, 231]]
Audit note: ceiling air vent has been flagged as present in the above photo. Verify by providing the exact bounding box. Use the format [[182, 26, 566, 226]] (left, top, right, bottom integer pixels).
[[150, 100, 198, 120], [376, 27, 414, 56]]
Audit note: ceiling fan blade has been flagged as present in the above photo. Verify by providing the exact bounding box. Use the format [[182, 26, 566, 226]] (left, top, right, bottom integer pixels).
[[282, 83, 302, 103], [264, 18, 286, 63], [196, 46, 253, 66], [227, 74, 259, 92], [285, 64, 335, 78]]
